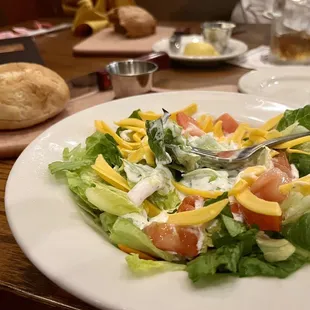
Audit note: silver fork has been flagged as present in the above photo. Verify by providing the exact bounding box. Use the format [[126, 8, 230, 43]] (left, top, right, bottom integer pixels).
[[187, 131, 310, 170]]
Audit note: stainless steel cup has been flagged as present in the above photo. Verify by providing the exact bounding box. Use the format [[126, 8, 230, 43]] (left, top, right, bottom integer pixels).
[[105, 60, 158, 98], [201, 21, 236, 54]]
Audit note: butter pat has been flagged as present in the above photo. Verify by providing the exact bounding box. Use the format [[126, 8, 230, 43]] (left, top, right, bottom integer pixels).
[[184, 42, 219, 56]]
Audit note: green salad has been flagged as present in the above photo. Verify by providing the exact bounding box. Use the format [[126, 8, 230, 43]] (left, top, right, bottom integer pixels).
[[49, 103, 310, 282]]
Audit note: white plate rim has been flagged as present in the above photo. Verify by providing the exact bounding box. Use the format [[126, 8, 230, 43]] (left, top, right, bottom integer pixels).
[[152, 37, 248, 62], [5, 91, 307, 310], [238, 68, 310, 95]]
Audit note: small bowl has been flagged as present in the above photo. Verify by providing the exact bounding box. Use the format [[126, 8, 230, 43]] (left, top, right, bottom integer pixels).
[[201, 21, 236, 54], [105, 60, 158, 98]]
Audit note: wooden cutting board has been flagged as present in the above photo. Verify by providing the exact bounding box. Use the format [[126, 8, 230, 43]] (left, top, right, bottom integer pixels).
[[0, 85, 238, 159], [73, 26, 175, 56]]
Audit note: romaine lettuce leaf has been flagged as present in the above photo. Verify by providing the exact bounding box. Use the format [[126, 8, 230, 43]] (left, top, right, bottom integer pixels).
[[85, 132, 122, 167], [86, 183, 142, 216], [163, 120, 186, 146], [238, 254, 305, 278], [166, 145, 200, 172], [110, 218, 176, 261], [288, 142, 310, 177], [187, 230, 304, 282], [281, 191, 310, 224], [188, 134, 228, 151], [116, 109, 142, 136], [126, 254, 185, 276], [186, 243, 243, 282], [280, 123, 308, 136], [66, 170, 96, 208], [146, 118, 172, 164], [149, 190, 180, 211], [100, 213, 118, 234], [49, 160, 93, 174], [256, 232, 295, 263], [123, 160, 154, 185], [63, 144, 85, 161], [181, 169, 235, 192], [282, 213, 310, 251], [277, 105, 310, 131], [221, 215, 246, 237], [49, 132, 122, 174], [205, 192, 229, 207], [64, 170, 104, 225], [124, 161, 180, 211]]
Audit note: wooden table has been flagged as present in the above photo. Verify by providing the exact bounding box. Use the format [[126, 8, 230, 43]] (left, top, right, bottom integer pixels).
[[0, 20, 268, 310]]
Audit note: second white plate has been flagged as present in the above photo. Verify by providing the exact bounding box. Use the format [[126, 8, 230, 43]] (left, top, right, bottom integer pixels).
[[152, 35, 248, 63], [239, 69, 310, 106]]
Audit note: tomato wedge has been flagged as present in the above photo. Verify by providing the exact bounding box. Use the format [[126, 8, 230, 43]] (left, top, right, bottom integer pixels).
[[176, 112, 205, 136], [177, 195, 202, 212], [144, 223, 199, 257], [272, 151, 293, 178], [239, 204, 282, 232], [250, 168, 290, 203], [231, 203, 281, 232], [215, 113, 239, 134]]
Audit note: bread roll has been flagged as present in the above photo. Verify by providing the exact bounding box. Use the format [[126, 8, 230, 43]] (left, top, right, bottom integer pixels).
[[109, 6, 157, 38], [0, 62, 69, 130]]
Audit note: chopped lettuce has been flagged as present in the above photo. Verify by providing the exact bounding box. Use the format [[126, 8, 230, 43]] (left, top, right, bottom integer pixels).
[[165, 145, 200, 171], [205, 192, 229, 207], [277, 105, 310, 131], [128, 173, 164, 206], [280, 123, 308, 136], [86, 183, 142, 216], [181, 168, 235, 192], [288, 142, 310, 177], [100, 213, 118, 234], [164, 119, 186, 146], [48, 132, 122, 174], [66, 170, 95, 207], [188, 134, 228, 151], [187, 229, 304, 282], [221, 215, 246, 237], [126, 254, 185, 276], [85, 132, 122, 167], [238, 254, 305, 278], [63, 144, 85, 161], [116, 109, 142, 136], [146, 118, 172, 164], [123, 160, 154, 185], [49, 160, 93, 175], [187, 243, 243, 282], [124, 161, 180, 211], [256, 232, 295, 263], [289, 154, 310, 177], [282, 213, 310, 251], [276, 106, 310, 176], [110, 218, 176, 261], [149, 190, 180, 211], [281, 192, 310, 224]]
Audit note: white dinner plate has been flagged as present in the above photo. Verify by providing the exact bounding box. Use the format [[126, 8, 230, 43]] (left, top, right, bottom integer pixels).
[[152, 35, 248, 63], [239, 68, 310, 106], [5, 91, 309, 310]]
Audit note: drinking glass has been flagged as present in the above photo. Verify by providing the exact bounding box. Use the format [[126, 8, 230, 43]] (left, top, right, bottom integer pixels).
[[270, 0, 310, 64]]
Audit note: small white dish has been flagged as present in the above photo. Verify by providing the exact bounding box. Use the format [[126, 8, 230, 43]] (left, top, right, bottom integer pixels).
[[152, 35, 248, 63], [238, 69, 310, 106], [5, 91, 306, 310]]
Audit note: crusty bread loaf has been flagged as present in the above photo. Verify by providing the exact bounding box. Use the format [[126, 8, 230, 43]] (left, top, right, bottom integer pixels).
[[0, 62, 69, 130], [109, 6, 157, 38]]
